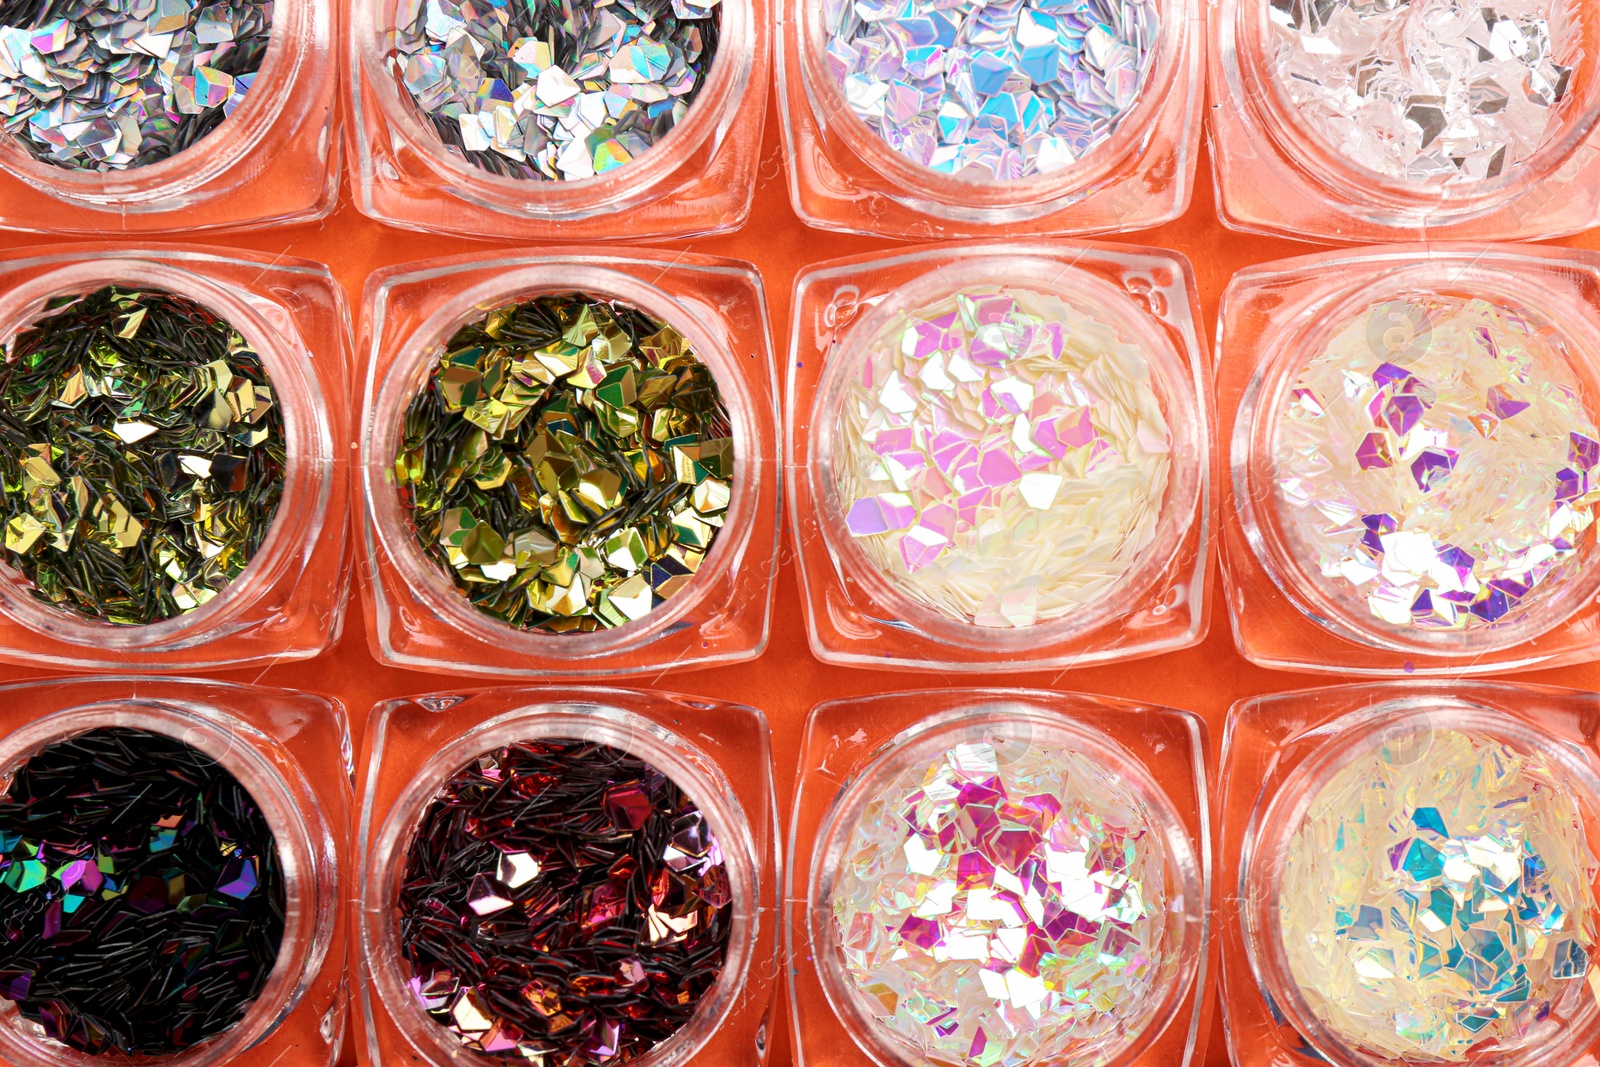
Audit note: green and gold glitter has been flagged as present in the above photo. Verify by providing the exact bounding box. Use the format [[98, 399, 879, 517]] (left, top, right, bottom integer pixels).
[[393, 293, 732, 633], [0, 285, 286, 625]]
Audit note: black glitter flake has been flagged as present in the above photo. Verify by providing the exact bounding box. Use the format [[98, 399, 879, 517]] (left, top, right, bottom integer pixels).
[[398, 740, 733, 1063], [0, 727, 286, 1055]]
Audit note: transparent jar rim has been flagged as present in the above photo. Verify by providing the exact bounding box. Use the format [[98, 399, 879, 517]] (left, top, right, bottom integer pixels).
[[1230, 0, 1600, 218], [1234, 258, 1600, 658], [360, 702, 760, 1067], [791, 0, 1190, 215], [806, 703, 1205, 1067], [350, 0, 753, 220], [0, 698, 327, 1067], [1241, 698, 1600, 1067], [0, 258, 333, 653], [363, 262, 761, 662], [807, 255, 1205, 652], [0, 0, 313, 208]]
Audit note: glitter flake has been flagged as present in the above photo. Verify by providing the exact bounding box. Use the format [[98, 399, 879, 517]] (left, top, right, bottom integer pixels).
[[393, 293, 732, 634], [1274, 292, 1600, 634], [389, 0, 720, 181], [1278, 725, 1599, 1061], [398, 740, 733, 1064], [0, 0, 270, 171], [0, 285, 287, 626], [0, 727, 286, 1055], [829, 739, 1176, 1067], [1268, 0, 1576, 185], [824, 0, 1160, 180], [834, 284, 1171, 628]]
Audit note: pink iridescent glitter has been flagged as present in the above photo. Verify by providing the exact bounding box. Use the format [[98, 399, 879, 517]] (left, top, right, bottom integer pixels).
[[827, 738, 1179, 1067], [833, 284, 1171, 628]]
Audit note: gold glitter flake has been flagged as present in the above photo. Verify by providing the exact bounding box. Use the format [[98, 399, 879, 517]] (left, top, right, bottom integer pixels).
[[394, 293, 732, 633]]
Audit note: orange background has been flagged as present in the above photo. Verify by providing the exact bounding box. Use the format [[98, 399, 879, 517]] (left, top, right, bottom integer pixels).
[[9, 97, 1600, 1067]]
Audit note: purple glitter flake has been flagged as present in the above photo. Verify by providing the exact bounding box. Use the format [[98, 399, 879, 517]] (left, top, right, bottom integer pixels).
[[1356, 432, 1394, 470], [1487, 385, 1532, 421], [1572, 433, 1600, 471], [1410, 449, 1458, 493], [215, 855, 258, 900], [1384, 394, 1427, 436]]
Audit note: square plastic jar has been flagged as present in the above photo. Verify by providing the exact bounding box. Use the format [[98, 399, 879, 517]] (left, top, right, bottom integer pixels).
[[358, 249, 780, 677], [0, 0, 336, 235], [1219, 244, 1600, 676], [1208, 0, 1600, 243], [0, 245, 351, 673], [787, 688, 1212, 1067], [786, 241, 1213, 672], [0, 675, 351, 1067], [775, 0, 1202, 239], [352, 685, 778, 1067], [346, 0, 767, 240], [1219, 680, 1600, 1067]]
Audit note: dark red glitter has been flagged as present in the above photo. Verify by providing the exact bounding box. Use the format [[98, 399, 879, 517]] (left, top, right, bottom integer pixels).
[[397, 740, 733, 1063]]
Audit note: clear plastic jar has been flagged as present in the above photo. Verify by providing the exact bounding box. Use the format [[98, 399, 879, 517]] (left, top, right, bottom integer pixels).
[[0, 0, 336, 235], [345, 0, 766, 240], [353, 685, 777, 1067], [788, 688, 1211, 1067], [776, 0, 1203, 238], [1220, 244, 1600, 675], [0, 246, 350, 673], [786, 240, 1212, 672], [0, 675, 349, 1067], [1222, 681, 1600, 1067], [1209, 0, 1600, 243], [357, 250, 779, 677]]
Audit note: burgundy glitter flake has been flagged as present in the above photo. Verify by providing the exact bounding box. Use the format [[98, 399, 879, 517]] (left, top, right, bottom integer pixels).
[[397, 740, 733, 1064]]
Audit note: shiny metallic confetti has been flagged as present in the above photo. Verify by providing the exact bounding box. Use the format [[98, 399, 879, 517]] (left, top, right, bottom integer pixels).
[[822, 0, 1159, 180], [1267, 0, 1576, 184], [0, 285, 286, 626], [1278, 726, 1599, 1060], [398, 740, 733, 1063], [0, 727, 285, 1055], [393, 293, 732, 633], [0, 0, 271, 171], [833, 285, 1170, 628], [1274, 292, 1600, 633], [828, 739, 1175, 1067], [388, 0, 720, 181]]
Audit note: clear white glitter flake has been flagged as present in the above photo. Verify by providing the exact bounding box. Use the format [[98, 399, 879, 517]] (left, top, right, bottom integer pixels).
[[1279, 726, 1600, 1061], [1267, 0, 1577, 185]]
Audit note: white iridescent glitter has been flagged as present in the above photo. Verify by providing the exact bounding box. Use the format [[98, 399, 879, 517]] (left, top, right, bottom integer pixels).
[[1273, 292, 1600, 634], [834, 285, 1171, 628], [1267, 0, 1577, 185], [822, 0, 1160, 180], [829, 740, 1176, 1067], [1278, 725, 1600, 1060]]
